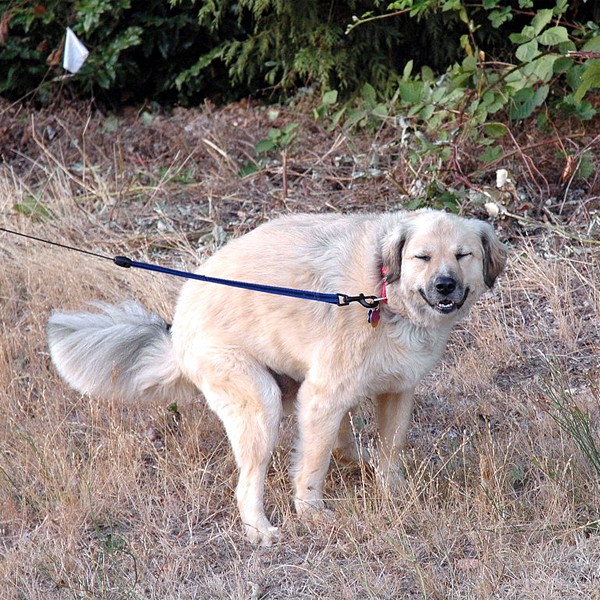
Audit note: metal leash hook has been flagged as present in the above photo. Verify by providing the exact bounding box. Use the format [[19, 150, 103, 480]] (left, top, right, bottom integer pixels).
[[336, 293, 381, 309]]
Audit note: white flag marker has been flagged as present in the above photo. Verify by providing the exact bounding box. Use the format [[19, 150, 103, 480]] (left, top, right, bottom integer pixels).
[[63, 27, 89, 74]]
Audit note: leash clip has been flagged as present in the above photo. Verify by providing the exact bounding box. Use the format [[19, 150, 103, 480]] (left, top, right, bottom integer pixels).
[[337, 293, 380, 309]]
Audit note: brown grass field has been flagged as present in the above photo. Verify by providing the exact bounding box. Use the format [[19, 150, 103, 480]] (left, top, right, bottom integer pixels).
[[0, 100, 599, 598]]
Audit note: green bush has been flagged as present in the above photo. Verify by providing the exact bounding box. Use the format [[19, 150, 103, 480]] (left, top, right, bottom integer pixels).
[[346, 0, 599, 121], [0, 0, 209, 104], [174, 0, 405, 100], [0, 0, 598, 112]]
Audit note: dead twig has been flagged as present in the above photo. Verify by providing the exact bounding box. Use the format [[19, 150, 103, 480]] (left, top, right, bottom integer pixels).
[[502, 209, 600, 246]]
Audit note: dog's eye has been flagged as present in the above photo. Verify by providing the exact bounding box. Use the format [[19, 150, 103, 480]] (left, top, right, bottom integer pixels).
[[415, 255, 431, 262], [456, 252, 472, 260]]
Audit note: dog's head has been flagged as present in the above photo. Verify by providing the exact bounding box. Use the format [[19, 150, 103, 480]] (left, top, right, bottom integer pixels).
[[380, 210, 507, 326]]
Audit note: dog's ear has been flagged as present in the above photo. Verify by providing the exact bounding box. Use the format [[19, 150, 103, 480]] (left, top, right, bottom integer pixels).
[[380, 227, 408, 284], [479, 222, 508, 288]]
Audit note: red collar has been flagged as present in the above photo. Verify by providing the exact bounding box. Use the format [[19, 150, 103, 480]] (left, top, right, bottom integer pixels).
[[368, 266, 388, 327], [380, 266, 388, 304]]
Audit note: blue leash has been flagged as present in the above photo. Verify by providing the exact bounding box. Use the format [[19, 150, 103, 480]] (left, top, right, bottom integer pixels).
[[1, 227, 380, 309]]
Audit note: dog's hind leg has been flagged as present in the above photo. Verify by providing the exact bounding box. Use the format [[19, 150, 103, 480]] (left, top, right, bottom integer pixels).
[[333, 411, 369, 463], [375, 390, 415, 491], [197, 355, 283, 546]]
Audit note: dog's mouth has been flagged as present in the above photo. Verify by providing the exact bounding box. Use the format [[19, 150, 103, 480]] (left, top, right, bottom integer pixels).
[[418, 288, 470, 314]]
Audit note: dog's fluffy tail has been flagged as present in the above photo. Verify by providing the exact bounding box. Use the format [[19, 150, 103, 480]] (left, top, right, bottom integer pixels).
[[47, 301, 195, 401]]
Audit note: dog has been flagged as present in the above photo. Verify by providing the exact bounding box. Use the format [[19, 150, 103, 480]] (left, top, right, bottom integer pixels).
[[47, 209, 507, 545]]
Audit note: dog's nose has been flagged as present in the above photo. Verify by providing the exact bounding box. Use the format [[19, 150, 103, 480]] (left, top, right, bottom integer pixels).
[[435, 276, 456, 296]]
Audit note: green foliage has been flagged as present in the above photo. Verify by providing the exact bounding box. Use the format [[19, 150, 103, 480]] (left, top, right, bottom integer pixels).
[[321, 0, 599, 203], [0, 0, 206, 103], [175, 0, 402, 100], [238, 121, 300, 177], [0, 0, 598, 113], [13, 193, 52, 221], [255, 123, 299, 154], [347, 0, 598, 126], [314, 83, 390, 131]]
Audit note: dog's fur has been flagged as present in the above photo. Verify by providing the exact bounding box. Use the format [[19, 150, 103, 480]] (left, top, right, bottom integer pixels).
[[48, 209, 507, 545]]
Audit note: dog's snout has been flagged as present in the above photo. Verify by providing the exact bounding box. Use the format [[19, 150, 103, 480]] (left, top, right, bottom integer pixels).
[[435, 276, 457, 296]]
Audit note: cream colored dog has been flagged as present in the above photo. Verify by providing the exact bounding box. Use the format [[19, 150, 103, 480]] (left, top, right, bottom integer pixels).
[[48, 209, 507, 545]]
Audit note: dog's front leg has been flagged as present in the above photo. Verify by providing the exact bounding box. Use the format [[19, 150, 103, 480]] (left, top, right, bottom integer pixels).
[[375, 390, 415, 492], [292, 381, 353, 517]]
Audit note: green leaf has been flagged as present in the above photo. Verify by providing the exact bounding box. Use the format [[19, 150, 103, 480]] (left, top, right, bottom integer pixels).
[[482, 0, 499, 9], [558, 40, 576, 54], [345, 108, 368, 130], [520, 25, 537, 41], [419, 104, 435, 120], [482, 90, 505, 113], [533, 84, 550, 106], [573, 100, 595, 120], [483, 122, 508, 137], [282, 122, 299, 136], [515, 39, 539, 62], [322, 89, 338, 105], [509, 33, 531, 44], [361, 82, 377, 105], [573, 59, 600, 103], [531, 9, 554, 36], [566, 64, 585, 92], [239, 162, 259, 177], [13, 196, 51, 221], [538, 26, 569, 46], [266, 128, 280, 143], [576, 150, 596, 180], [489, 7, 512, 29], [480, 145, 503, 163], [582, 37, 600, 52], [509, 85, 550, 120], [508, 84, 549, 120], [462, 55, 478, 72], [255, 139, 276, 154], [371, 104, 388, 119], [553, 57, 573, 74], [555, 0, 569, 15], [530, 54, 559, 83], [329, 107, 347, 129], [140, 111, 155, 126], [398, 80, 424, 103], [421, 65, 434, 82]]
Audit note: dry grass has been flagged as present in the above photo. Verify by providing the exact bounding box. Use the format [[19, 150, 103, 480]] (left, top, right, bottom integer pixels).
[[1, 101, 599, 599]]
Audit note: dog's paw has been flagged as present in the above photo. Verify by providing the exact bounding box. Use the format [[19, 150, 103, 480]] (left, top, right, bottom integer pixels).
[[374, 465, 407, 495], [306, 507, 335, 525], [294, 497, 335, 524], [245, 522, 280, 547], [244, 518, 279, 547]]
